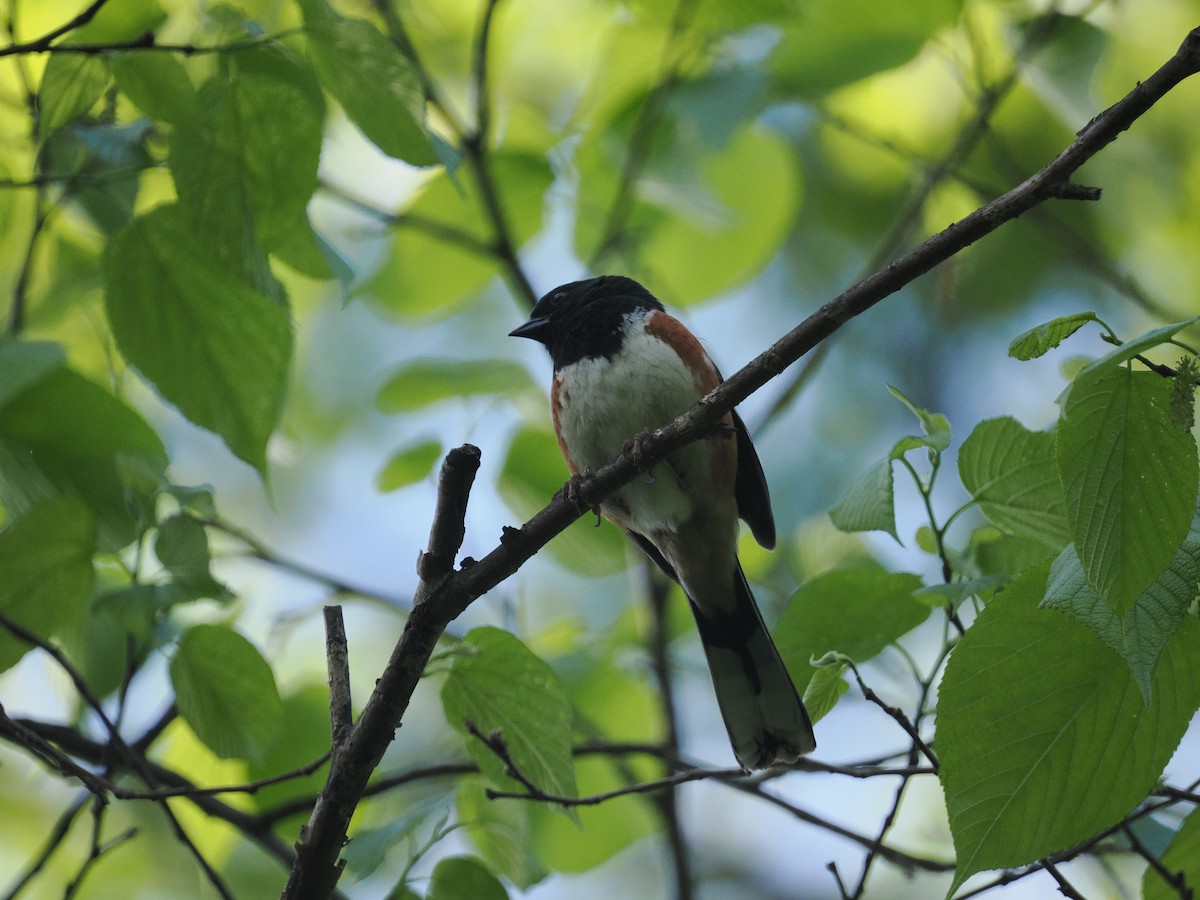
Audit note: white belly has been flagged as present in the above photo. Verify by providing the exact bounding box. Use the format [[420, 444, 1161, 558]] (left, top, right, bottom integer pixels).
[[555, 319, 709, 533]]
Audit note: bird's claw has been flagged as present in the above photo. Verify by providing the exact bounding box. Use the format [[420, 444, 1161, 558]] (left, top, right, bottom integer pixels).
[[623, 429, 657, 483], [561, 471, 602, 524]]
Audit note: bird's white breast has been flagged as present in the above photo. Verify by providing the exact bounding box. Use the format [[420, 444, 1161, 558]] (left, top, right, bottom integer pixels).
[[555, 311, 710, 532]]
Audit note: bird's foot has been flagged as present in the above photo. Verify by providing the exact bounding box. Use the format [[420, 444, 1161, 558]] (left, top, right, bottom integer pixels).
[[560, 471, 602, 525], [623, 429, 657, 483]]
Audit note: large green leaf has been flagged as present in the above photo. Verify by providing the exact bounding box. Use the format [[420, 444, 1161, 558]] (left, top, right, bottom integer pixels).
[[0, 366, 166, 550], [104, 205, 292, 474], [773, 569, 928, 693], [937, 564, 1200, 894], [1042, 490, 1200, 700], [300, 0, 438, 165], [959, 417, 1070, 549], [441, 627, 577, 802], [170, 624, 283, 763], [169, 47, 324, 273], [0, 499, 95, 673], [1057, 367, 1197, 614]]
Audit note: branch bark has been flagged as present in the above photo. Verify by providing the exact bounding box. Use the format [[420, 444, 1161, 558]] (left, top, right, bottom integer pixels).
[[282, 26, 1200, 898]]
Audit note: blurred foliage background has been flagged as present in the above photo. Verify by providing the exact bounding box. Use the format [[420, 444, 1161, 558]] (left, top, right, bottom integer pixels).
[[1, 0, 1199, 897]]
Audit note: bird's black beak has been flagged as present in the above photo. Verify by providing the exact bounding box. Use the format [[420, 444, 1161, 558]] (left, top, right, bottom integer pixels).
[[509, 316, 551, 343]]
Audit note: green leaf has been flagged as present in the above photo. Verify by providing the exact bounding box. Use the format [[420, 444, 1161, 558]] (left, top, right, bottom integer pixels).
[[636, 126, 800, 304], [529, 752, 658, 872], [937, 564, 1200, 894], [72, 0, 165, 43], [302, 5, 438, 165], [428, 856, 508, 900], [828, 457, 897, 539], [104, 205, 293, 474], [0, 339, 64, 406], [1042, 491, 1200, 700], [169, 47, 324, 271], [801, 661, 850, 723], [913, 575, 1008, 609], [575, 124, 799, 304], [155, 514, 231, 601], [377, 440, 442, 492], [343, 796, 453, 879], [170, 624, 283, 762], [1143, 807, 1200, 900], [887, 385, 951, 453], [441, 627, 577, 802], [377, 359, 535, 412], [363, 154, 552, 319], [38, 54, 108, 143], [959, 417, 1070, 549], [1057, 367, 1198, 614], [110, 52, 198, 124], [1007, 312, 1099, 360], [0, 499, 95, 673], [94, 584, 159, 643], [1080, 316, 1200, 376], [244, 685, 333, 815], [499, 427, 627, 575], [773, 570, 928, 693], [524, 648, 660, 871], [458, 779, 545, 889], [0, 367, 167, 550], [271, 215, 355, 293], [772, 0, 959, 93]]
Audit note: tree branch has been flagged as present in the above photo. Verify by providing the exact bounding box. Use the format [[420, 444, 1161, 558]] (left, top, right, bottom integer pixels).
[[0, 0, 110, 56]]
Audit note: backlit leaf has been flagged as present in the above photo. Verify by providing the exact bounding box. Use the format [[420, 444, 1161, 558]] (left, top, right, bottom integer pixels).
[[1057, 367, 1197, 614], [170, 624, 283, 762], [441, 627, 577, 802], [104, 205, 292, 474], [938, 565, 1200, 893]]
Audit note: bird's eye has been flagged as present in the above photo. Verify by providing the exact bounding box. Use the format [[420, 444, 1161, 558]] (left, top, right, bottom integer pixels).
[[551, 291, 567, 305]]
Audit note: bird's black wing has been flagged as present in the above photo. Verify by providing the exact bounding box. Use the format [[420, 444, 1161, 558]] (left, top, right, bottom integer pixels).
[[732, 409, 776, 550]]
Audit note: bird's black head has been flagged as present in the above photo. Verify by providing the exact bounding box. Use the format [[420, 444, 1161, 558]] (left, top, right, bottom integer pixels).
[[509, 275, 664, 369]]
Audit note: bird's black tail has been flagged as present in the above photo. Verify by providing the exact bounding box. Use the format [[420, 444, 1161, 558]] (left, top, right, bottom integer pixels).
[[690, 565, 815, 769]]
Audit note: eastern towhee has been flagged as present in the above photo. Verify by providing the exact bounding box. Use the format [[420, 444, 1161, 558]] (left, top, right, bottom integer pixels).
[[510, 275, 815, 769]]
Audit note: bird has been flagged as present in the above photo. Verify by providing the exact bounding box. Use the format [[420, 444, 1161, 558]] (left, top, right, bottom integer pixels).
[[510, 274, 815, 769]]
